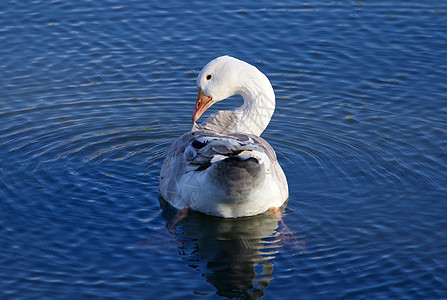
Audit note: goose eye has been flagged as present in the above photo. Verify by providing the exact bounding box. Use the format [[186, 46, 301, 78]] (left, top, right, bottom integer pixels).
[[206, 74, 212, 80]]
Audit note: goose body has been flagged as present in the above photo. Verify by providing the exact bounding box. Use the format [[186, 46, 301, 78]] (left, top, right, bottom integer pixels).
[[159, 56, 288, 218]]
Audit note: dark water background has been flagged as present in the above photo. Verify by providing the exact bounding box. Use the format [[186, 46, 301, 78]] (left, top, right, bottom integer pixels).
[[1, 1, 447, 298]]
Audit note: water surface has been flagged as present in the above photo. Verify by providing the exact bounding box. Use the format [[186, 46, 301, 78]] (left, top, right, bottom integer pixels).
[[1, 1, 447, 298]]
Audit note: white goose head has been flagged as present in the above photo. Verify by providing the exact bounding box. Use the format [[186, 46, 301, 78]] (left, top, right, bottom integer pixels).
[[192, 56, 276, 136]]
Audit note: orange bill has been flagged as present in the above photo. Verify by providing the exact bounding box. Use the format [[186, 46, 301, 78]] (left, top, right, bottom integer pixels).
[[192, 89, 214, 122]]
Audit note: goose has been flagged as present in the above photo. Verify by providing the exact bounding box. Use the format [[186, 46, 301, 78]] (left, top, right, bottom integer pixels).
[[159, 56, 288, 218]]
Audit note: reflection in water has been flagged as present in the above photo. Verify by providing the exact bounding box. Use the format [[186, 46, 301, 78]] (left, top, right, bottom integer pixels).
[[160, 199, 293, 299]]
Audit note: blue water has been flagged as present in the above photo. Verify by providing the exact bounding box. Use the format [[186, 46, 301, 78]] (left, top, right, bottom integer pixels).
[[1, 1, 447, 298]]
